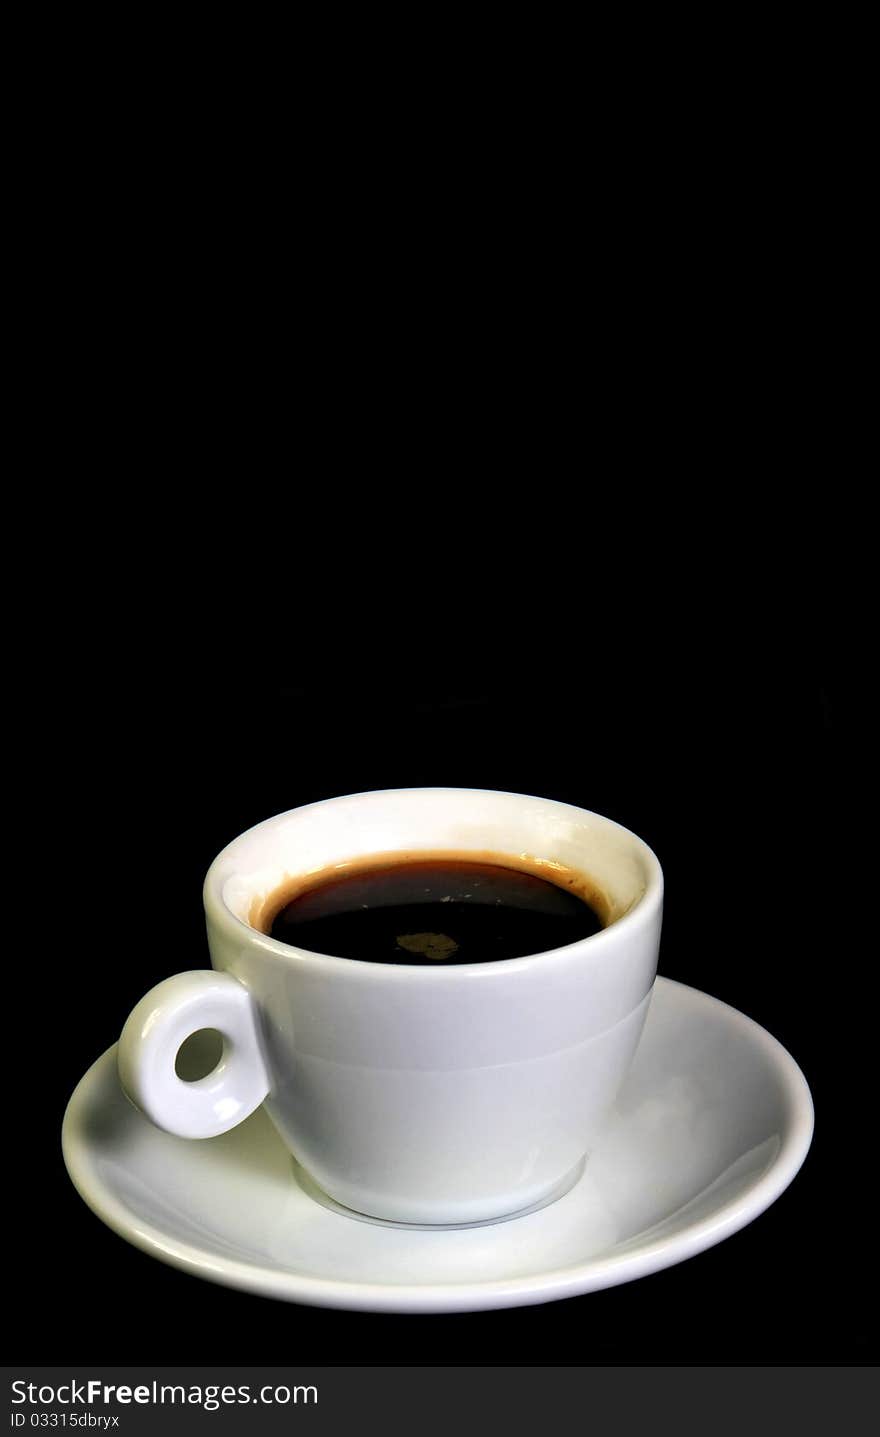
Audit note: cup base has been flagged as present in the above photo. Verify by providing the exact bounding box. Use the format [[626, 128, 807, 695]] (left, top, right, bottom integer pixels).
[[289, 1156, 587, 1231]]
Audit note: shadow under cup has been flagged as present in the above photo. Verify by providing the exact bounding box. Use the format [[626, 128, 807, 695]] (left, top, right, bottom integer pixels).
[[204, 789, 664, 1226]]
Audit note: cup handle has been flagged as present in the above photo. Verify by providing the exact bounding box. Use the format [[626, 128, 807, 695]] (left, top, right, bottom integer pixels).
[[117, 970, 270, 1139]]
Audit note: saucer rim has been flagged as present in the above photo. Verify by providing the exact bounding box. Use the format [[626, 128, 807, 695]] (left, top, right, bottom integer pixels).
[[61, 977, 814, 1313]]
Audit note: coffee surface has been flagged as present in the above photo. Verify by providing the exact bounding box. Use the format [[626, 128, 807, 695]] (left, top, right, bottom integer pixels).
[[265, 858, 603, 965]]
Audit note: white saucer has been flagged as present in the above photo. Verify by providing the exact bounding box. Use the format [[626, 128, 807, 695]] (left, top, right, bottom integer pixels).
[[62, 977, 813, 1313]]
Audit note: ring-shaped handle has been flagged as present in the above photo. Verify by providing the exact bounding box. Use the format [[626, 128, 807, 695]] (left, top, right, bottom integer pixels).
[[117, 970, 270, 1139]]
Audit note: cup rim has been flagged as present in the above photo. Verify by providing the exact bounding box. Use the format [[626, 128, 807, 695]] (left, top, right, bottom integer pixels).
[[203, 787, 664, 982]]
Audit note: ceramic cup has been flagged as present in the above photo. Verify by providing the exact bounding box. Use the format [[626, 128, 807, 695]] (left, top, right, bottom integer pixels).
[[118, 789, 663, 1225]]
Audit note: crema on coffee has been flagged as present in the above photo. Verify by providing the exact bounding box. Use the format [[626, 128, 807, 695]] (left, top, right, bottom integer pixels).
[[257, 853, 607, 965]]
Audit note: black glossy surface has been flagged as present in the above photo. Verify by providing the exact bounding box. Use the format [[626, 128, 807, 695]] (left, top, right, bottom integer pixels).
[[269, 859, 602, 964]]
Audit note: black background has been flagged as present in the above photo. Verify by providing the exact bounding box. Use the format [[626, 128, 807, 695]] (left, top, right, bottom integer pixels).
[[11, 593, 867, 1364], [8, 21, 870, 1371]]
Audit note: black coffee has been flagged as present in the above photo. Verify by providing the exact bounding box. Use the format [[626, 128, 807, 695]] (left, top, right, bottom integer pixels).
[[264, 856, 604, 965]]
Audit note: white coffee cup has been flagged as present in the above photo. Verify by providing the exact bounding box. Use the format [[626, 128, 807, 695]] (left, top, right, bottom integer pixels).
[[118, 789, 663, 1225]]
